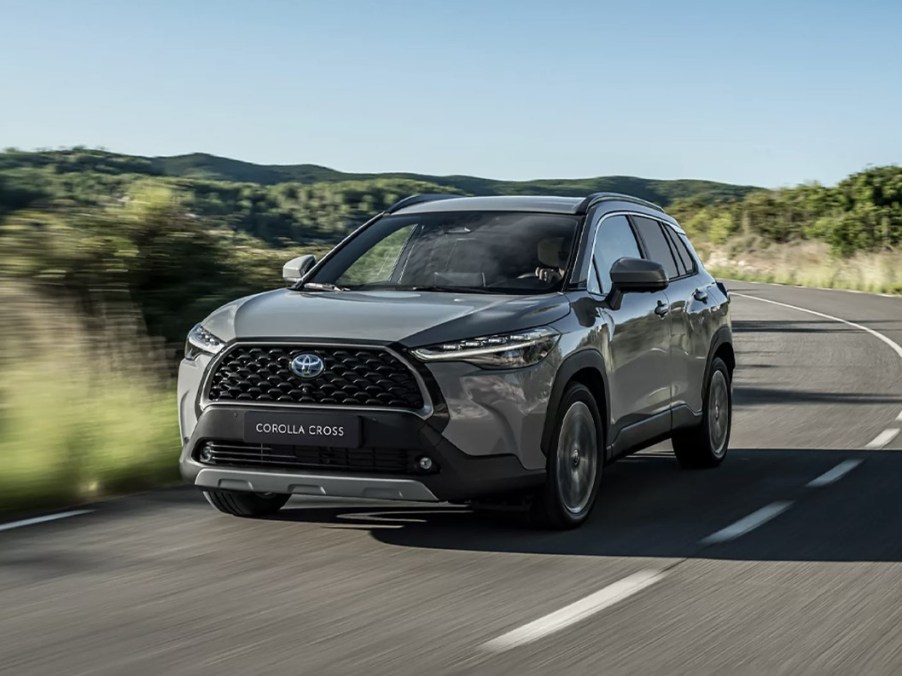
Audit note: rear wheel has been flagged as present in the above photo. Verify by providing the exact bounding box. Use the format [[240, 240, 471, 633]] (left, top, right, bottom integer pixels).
[[203, 490, 290, 517], [672, 357, 732, 469], [531, 383, 603, 530]]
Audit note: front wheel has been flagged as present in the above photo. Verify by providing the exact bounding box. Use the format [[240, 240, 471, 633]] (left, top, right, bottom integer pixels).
[[531, 383, 603, 530], [203, 490, 290, 517], [672, 357, 732, 469]]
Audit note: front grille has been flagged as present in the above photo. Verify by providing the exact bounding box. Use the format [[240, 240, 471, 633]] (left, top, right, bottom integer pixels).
[[196, 441, 419, 475], [207, 345, 424, 409]]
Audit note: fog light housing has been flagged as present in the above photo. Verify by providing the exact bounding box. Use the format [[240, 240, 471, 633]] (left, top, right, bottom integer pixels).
[[199, 445, 213, 463], [417, 456, 434, 472]]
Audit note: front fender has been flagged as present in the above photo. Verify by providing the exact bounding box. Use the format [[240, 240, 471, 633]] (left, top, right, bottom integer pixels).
[[540, 349, 611, 460]]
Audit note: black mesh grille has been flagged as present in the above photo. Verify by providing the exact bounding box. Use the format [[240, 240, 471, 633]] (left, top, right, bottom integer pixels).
[[207, 345, 424, 409], [197, 441, 418, 475]]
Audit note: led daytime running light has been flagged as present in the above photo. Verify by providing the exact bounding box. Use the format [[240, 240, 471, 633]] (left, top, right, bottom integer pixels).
[[412, 327, 558, 365], [186, 324, 224, 359]]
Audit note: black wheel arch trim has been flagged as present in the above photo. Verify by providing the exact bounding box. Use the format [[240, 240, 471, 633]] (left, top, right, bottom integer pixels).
[[540, 349, 610, 459], [705, 325, 735, 386], [673, 326, 734, 429]]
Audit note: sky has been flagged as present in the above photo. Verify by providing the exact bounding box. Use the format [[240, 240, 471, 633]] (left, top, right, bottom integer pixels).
[[1, 0, 900, 188]]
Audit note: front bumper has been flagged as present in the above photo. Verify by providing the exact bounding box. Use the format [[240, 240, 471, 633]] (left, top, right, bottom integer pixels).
[[193, 467, 440, 501], [179, 406, 545, 502]]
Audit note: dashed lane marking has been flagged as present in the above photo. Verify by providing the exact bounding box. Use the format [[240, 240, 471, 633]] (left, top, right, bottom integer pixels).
[[0, 509, 93, 533], [866, 429, 900, 449], [482, 570, 665, 652], [700, 501, 793, 545], [806, 460, 863, 487]]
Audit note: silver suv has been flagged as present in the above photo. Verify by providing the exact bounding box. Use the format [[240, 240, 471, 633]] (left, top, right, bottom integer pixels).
[[178, 193, 734, 529]]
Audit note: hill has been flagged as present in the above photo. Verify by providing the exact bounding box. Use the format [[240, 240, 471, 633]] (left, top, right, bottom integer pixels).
[[0, 148, 759, 205], [153, 152, 759, 204]]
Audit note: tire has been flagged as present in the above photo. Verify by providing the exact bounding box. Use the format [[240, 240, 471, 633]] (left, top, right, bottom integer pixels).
[[672, 357, 732, 469], [203, 489, 290, 517], [531, 383, 604, 530]]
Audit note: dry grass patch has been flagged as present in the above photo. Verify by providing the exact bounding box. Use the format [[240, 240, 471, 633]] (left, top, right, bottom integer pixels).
[[0, 283, 179, 514], [702, 240, 902, 295]]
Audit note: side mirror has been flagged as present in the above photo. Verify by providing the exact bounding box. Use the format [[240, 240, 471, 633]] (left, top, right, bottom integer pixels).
[[608, 257, 668, 309], [282, 254, 317, 286], [610, 257, 668, 292]]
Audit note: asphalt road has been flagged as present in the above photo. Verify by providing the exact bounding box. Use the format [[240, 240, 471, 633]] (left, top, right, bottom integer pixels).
[[2, 281, 902, 676]]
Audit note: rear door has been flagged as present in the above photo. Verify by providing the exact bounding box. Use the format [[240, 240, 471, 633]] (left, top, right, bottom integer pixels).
[[661, 225, 720, 415]]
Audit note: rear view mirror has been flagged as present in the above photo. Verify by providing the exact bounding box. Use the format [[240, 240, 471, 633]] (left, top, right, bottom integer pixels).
[[282, 254, 317, 286]]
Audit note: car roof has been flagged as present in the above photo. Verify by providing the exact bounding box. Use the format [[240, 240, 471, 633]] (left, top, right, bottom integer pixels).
[[390, 193, 684, 232], [393, 195, 585, 215]]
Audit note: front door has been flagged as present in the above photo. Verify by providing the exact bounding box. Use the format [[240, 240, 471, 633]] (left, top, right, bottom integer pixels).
[[588, 214, 673, 446]]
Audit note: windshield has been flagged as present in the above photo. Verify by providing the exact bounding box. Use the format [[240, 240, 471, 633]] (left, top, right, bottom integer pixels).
[[308, 211, 580, 294]]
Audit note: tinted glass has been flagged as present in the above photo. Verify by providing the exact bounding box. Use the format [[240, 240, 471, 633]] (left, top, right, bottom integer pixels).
[[590, 215, 642, 294], [633, 216, 679, 279], [312, 211, 580, 294], [664, 227, 696, 275], [338, 224, 417, 286], [661, 226, 687, 276]]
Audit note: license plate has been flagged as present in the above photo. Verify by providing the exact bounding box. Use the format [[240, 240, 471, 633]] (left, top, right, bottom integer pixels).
[[243, 412, 361, 448]]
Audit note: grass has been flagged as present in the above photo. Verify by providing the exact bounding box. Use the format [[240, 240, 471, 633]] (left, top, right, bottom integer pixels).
[[701, 239, 902, 296], [0, 283, 180, 515]]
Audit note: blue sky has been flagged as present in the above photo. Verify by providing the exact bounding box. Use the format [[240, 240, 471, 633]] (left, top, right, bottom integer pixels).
[[1, 0, 900, 187]]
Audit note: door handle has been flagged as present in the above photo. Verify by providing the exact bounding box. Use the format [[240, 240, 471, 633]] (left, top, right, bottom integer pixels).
[[693, 288, 709, 303], [654, 300, 670, 317]]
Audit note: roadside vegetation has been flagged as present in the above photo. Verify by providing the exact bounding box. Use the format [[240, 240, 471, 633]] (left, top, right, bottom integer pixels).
[[0, 147, 899, 513], [667, 165, 902, 294], [701, 239, 902, 295], [0, 282, 178, 514]]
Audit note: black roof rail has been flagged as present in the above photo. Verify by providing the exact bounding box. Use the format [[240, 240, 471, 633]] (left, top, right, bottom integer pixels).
[[575, 192, 664, 215], [385, 193, 462, 214]]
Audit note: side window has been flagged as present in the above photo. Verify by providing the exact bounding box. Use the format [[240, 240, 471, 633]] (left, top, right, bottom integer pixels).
[[589, 214, 642, 294], [663, 226, 696, 276], [632, 216, 680, 280], [662, 226, 688, 277]]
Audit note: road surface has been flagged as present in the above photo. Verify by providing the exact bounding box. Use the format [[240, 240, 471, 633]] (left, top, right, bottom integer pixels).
[[2, 281, 902, 675]]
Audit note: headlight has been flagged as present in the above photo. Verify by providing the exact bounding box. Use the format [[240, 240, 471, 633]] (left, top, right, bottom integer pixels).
[[412, 327, 559, 369], [185, 324, 225, 360]]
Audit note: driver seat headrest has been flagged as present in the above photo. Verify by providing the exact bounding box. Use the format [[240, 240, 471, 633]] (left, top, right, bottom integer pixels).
[[537, 236, 569, 269]]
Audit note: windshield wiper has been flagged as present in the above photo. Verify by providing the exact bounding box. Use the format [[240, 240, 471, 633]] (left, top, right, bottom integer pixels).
[[342, 283, 399, 291], [407, 285, 496, 294], [343, 283, 498, 293], [302, 282, 348, 292], [340, 283, 496, 294]]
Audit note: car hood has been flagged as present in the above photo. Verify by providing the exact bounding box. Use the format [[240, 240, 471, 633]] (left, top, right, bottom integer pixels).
[[202, 288, 571, 347]]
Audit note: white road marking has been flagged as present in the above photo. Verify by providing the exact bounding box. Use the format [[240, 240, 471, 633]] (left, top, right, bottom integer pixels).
[[866, 429, 900, 449], [735, 279, 902, 300], [733, 292, 902, 447], [732, 292, 902, 361], [482, 570, 665, 652], [806, 460, 863, 487], [0, 509, 93, 533], [701, 501, 793, 544]]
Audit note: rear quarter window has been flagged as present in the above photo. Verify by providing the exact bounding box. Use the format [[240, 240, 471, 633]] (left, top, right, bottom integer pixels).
[[631, 216, 680, 279], [663, 226, 696, 276]]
